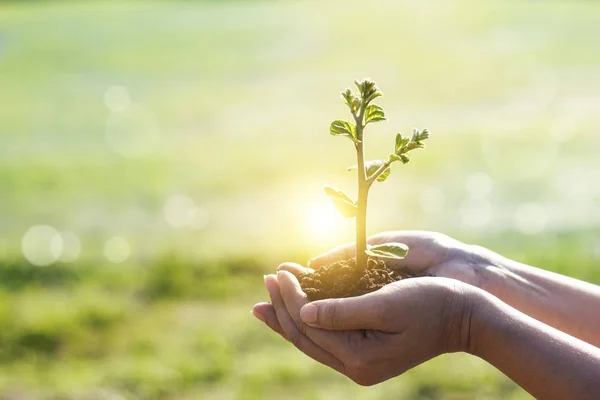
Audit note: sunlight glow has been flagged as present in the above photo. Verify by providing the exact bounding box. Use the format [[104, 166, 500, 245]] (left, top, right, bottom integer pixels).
[[303, 201, 344, 241]]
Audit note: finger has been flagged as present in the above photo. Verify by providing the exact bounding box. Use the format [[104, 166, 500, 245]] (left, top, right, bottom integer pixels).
[[299, 288, 392, 331], [265, 274, 345, 374], [277, 270, 353, 359], [308, 242, 355, 269], [277, 262, 314, 276], [252, 302, 287, 340], [309, 231, 446, 271], [307, 235, 394, 268]]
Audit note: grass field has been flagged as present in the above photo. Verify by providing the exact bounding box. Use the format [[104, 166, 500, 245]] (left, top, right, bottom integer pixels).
[[1, 0, 600, 398]]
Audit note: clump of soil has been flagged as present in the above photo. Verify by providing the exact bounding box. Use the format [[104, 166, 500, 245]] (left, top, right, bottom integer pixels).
[[297, 258, 417, 301]]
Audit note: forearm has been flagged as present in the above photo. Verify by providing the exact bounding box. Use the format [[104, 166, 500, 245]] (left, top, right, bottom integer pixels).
[[470, 290, 600, 399], [473, 246, 600, 347]]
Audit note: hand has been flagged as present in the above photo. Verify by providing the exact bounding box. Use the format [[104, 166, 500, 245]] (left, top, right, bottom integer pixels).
[[280, 231, 498, 290], [252, 270, 477, 386]]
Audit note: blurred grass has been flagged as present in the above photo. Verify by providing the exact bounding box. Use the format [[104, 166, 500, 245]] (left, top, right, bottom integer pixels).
[[1, 0, 600, 398]]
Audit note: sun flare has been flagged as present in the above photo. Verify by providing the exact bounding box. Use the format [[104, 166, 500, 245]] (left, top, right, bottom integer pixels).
[[304, 201, 344, 241]]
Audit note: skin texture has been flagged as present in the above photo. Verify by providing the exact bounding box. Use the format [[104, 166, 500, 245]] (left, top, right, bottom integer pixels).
[[255, 271, 473, 386], [252, 231, 600, 398], [281, 231, 600, 347]]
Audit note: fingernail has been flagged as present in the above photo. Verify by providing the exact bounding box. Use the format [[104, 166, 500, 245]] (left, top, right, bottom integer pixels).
[[263, 274, 267, 284], [251, 309, 265, 323], [300, 303, 317, 325]]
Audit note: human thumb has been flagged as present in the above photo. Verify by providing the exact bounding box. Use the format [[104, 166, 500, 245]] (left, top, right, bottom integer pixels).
[[299, 293, 387, 331]]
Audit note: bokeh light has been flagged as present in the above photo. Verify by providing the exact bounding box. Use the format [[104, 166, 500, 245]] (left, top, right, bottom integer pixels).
[[21, 225, 62, 266], [104, 85, 131, 112], [103, 237, 130, 264], [515, 202, 548, 235], [105, 104, 160, 157], [189, 207, 210, 230], [57, 231, 82, 263], [465, 172, 493, 200], [460, 200, 492, 229], [163, 194, 196, 228], [419, 186, 446, 214]]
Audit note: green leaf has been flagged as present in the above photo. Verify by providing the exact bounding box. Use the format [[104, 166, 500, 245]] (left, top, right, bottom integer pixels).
[[365, 104, 386, 124], [399, 154, 410, 164], [354, 79, 383, 105], [389, 153, 403, 163], [330, 120, 357, 140], [403, 141, 425, 152], [342, 89, 353, 109], [365, 242, 409, 259], [376, 166, 391, 182], [412, 128, 430, 142], [324, 185, 357, 218], [351, 97, 360, 113], [395, 133, 410, 153], [365, 90, 382, 105]]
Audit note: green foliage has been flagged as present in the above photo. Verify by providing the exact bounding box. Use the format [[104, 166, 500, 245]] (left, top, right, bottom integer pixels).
[[0, 259, 80, 291], [329, 120, 357, 142], [365, 243, 410, 259], [365, 104, 386, 124], [341, 88, 360, 114], [143, 254, 263, 300], [328, 79, 431, 265], [354, 79, 383, 105], [395, 133, 411, 153], [389, 128, 429, 165]]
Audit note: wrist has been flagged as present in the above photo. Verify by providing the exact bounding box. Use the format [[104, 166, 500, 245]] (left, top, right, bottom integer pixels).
[[441, 281, 484, 355], [463, 286, 510, 358], [463, 244, 514, 295]]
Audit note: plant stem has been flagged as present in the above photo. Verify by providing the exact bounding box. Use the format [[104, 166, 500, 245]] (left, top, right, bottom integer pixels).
[[355, 112, 368, 271]]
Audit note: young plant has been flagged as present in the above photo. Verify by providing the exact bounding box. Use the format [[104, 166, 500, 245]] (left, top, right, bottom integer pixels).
[[326, 79, 430, 271]]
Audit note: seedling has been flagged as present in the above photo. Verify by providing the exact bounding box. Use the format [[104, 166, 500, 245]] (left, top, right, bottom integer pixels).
[[325, 79, 430, 271]]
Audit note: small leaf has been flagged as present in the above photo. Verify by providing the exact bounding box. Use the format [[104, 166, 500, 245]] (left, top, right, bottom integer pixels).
[[395, 133, 410, 153], [354, 79, 383, 105], [342, 89, 353, 109], [399, 154, 410, 164], [351, 97, 361, 113], [330, 120, 357, 140], [365, 104, 386, 124], [376, 166, 391, 182], [389, 153, 403, 163], [324, 185, 354, 204], [365, 90, 382, 104], [365, 242, 409, 259], [412, 128, 430, 142], [403, 141, 425, 152]]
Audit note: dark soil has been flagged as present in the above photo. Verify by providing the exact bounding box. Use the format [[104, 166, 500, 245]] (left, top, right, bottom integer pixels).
[[297, 257, 419, 301]]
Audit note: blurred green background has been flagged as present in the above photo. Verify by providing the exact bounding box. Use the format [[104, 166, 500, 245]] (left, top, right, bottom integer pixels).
[[1, 0, 600, 398]]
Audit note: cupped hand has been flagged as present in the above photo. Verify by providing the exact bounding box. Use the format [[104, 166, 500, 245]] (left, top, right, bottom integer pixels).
[[252, 269, 477, 386], [279, 231, 496, 290]]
